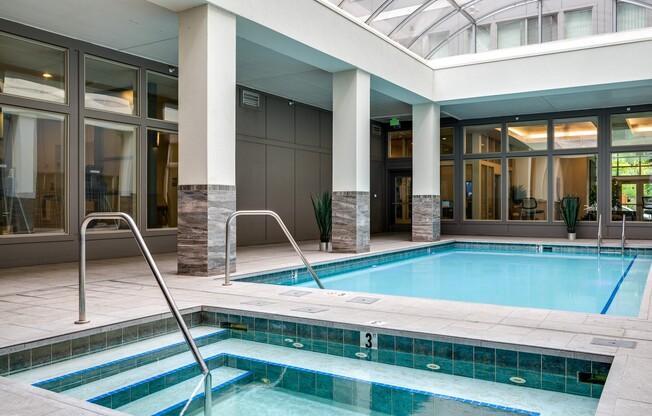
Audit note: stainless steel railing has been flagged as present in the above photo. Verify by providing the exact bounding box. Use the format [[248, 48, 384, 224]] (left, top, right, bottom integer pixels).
[[621, 215, 627, 255], [597, 214, 603, 255], [76, 212, 212, 416], [224, 210, 325, 289]]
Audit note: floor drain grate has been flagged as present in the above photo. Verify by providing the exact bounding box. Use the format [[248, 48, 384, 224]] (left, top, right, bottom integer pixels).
[[347, 296, 380, 304], [591, 337, 637, 349], [279, 290, 312, 297], [291, 307, 329, 313]]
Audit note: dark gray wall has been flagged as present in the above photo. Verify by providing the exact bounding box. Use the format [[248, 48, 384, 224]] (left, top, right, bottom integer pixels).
[[235, 88, 333, 245]]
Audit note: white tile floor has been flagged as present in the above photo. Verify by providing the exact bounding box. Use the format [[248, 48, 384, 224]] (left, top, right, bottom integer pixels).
[[1, 234, 652, 415]]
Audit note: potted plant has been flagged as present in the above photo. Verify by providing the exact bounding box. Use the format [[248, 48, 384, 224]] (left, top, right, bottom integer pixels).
[[559, 195, 581, 240], [311, 191, 332, 251]]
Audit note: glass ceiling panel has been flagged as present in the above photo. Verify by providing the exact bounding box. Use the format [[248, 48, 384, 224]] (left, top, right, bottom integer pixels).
[[366, 0, 431, 36], [389, 0, 457, 47]]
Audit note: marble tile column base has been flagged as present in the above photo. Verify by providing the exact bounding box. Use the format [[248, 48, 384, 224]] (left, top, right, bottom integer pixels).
[[332, 191, 370, 253], [177, 184, 236, 276], [412, 194, 441, 242]]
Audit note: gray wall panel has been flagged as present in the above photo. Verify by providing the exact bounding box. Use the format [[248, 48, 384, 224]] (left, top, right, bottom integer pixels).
[[320, 112, 332, 149], [295, 105, 320, 147], [266, 95, 295, 143], [371, 160, 384, 233], [320, 153, 332, 195], [266, 146, 295, 240], [295, 150, 321, 241], [236, 140, 267, 244]]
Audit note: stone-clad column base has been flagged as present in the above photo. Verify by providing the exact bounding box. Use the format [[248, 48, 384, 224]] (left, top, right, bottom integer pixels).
[[412, 195, 441, 242], [177, 184, 236, 276], [332, 191, 370, 253]]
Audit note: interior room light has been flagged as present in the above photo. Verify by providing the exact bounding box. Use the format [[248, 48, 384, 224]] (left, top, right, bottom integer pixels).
[[626, 117, 652, 134], [42, 72, 52, 79]]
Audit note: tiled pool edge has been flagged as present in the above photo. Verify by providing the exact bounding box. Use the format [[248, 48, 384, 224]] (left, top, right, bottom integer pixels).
[[1, 308, 610, 401]]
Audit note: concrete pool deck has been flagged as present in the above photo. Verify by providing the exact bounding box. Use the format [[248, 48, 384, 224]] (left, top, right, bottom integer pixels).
[[1, 234, 651, 415]]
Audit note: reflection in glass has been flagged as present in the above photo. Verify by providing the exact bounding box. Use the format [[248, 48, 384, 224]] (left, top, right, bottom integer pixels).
[[507, 120, 547, 152], [0, 107, 66, 235], [553, 155, 597, 221], [611, 152, 652, 222], [565, 8, 593, 39], [147, 72, 178, 122], [464, 124, 501, 154], [0, 33, 66, 103], [508, 157, 548, 221], [611, 112, 652, 147], [441, 161, 454, 220], [554, 117, 597, 149], [464, 159, 501, 220], [388, 130, 412, 158], [441, 127, 454, 155], [147, 130, 178, 229], [393, 176, 411, 225], [617, 2, 646, 32], [84, 119, 137, 228], [85, 56, 139, 116]]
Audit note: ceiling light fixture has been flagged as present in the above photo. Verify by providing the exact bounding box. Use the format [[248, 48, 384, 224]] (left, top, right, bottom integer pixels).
[[42, 72, 53, 79]]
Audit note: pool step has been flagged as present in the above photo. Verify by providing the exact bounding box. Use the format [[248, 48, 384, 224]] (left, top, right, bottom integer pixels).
[[30, 329, 228, 395]]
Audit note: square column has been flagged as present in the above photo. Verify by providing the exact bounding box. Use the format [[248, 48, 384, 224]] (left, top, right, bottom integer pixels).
[[332, 70, 370, 253], [412, 103, 441, 242], [177, 5, 236, 275]]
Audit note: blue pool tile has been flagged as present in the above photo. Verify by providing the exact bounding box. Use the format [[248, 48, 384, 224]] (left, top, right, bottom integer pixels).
[[312, 325, 328, 341], [474, 346, 495, 365], [332, 377, 355, 405], [433, 341, 452, 360], [378, 334, 395, 350], [592, 384, 604, 399], [541, 373, 565, 393], [312, 340, 328, 354], [282, 368, 300, 391], [519, 352, 541, 372], [327, 343, 344, 357], [31, 345, 51, 367], [412, 394, 434, 415], [395, 336, 413, 354], [282, 321, 297, 337], [254, 318, 268, 332], [474, 364, 496, 382], [542, 354, 565, 375], [413, 353, 433, 370], [327, 327, 343, 343], [519, 369, 542, 389], [453, 344, 473, 362], [343, 344, 359, 358], [298, 371, 316, 393], [378, 349, 395, 365], [395, 351, 414, 368], [9, 350, 31, 373], [371, 384, 393, 414], [268, 334, 283, 346], [391, 389, 413, 416], [496, 349, 517, 368], [343, 329, 358, 346], [297, 323, 312, 339], [413, 338, 432, 356], [453, 361, 473, 378], [268, 320, 283, 335]]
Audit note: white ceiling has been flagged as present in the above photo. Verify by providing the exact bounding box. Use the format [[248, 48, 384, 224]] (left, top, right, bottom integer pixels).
[[0, 0, 649, 122]]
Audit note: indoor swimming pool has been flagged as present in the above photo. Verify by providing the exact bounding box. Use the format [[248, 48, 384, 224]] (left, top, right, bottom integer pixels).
[[244, 243, 652, 316], [5, 312, 605, 416]]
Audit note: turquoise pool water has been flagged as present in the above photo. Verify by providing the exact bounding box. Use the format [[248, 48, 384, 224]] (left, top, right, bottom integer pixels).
[[294, 250, 651, 316]]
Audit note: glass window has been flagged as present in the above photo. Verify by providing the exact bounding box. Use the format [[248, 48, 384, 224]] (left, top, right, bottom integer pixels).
[[611, 152, 652, 222], [441, 161, 454, 220], [147, 129, 178, 229], [508, 157, 548, 221], [527, 15, 558, 44], [611, 111, 652, 147], [464, 124, 501, 154], [554, 155, 597, 221], [388, 130, 412, 158], [498, 19, 526, 49], [441, 127, 454, 155], [464, 159, 502, 220], [554, 117, 598, 149], [507, 120, 548, 152], [84, 119, 137, 227], [617, 2, 646, 32], [565, 8, 593, 39], [0, 107, 66, 235], [85, 56, 139, 116], [475, 25, 491, 53], [0, 32, 66, 104], [147, 71, 178, 122]]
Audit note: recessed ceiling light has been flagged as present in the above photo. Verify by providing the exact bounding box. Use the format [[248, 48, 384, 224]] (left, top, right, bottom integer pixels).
[[42, 72, 53, 79]]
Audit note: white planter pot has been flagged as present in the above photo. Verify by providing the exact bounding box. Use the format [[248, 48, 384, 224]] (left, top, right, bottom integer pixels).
[[319, 241, 330, 252], [568, 232, 577, 241]]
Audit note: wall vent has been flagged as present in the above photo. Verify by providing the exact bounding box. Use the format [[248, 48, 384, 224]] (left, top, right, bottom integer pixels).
[[372, 124, 382, 136], [241, 89, 260, 108]]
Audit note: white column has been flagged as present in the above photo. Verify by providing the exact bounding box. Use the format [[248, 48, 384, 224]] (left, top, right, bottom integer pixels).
[[177, 5, 236, 276], [412, 102, 441, 242], [331, 69, 370, 253]]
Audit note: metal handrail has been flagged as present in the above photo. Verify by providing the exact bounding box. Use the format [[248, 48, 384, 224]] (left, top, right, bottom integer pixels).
[[76, 212, 212, 416], [224, 210, 325, 289], [597, 214, 602, 255], [621, 215, 627, 255]]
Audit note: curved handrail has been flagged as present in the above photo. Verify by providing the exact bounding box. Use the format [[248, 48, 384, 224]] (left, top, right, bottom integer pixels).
[[76, 212, 212, 415], [597, 214, 602, 255], [224, 210, 325, 289], [621, 215, 627, 255]]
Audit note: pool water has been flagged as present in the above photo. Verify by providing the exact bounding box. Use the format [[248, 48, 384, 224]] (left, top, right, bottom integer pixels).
[[295, 250, 651, 316]]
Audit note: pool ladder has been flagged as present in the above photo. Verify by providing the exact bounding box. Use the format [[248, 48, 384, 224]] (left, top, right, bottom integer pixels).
[[75, 212, 213, 416], [598, 214, 627, 256], [223, 210, 325, 289]]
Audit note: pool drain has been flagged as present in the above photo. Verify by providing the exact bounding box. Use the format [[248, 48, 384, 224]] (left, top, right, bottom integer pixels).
[[293, 342, 304, 348], [284, 338, 294, 343], [261, 378, 271, 384], [355, 352, 368, 358], [426, 363, 441, 370], [509, 376, 526, 384]]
